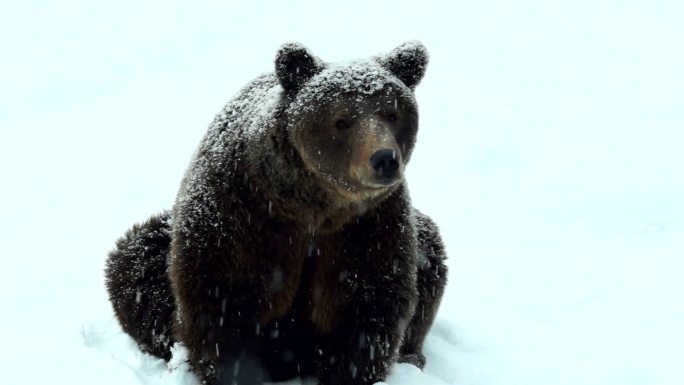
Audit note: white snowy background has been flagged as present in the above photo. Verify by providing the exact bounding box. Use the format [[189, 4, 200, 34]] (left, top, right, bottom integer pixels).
[[1, 0, 683, 384]]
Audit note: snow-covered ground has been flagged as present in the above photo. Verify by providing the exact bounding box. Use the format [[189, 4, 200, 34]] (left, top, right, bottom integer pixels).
[[1, 1, 683, 384]]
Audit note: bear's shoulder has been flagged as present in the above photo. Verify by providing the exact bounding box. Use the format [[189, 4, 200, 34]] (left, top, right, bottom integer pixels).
[[211, 74, 283, 141]]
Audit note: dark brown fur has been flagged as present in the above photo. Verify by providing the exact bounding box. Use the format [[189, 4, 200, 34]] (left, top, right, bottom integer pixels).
[[105, 42, 447, 385], [105, 213, 175, 360]]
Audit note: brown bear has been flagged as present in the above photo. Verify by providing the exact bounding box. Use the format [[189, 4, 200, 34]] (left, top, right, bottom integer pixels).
[[105, 41, 447, 385]]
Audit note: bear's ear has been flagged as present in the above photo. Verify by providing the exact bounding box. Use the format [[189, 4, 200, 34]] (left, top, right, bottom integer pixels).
[[379, 41, 429, 89], [275, 42, 323, 91]]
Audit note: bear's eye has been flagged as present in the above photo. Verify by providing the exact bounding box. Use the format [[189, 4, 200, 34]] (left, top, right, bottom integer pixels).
[[335, 119, 351, 130], [379, 110, 399, 123]]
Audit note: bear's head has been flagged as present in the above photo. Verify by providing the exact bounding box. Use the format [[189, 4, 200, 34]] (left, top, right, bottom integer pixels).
[[275, 41, 428, 202]]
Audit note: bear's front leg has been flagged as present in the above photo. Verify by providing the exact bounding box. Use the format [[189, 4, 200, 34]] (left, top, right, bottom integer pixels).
[[170, 252, 270, 385], [169, 192, 273, 385], [316, 281, 417, 385], [315, 200, 419, 385]]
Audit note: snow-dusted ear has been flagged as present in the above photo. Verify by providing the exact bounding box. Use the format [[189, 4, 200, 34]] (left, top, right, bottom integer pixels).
[[275, 42, 323, 91], [379, 41, 429, 89]]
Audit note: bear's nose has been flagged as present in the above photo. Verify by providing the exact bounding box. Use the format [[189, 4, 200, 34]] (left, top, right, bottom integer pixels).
[[370, 149, 400, 180]]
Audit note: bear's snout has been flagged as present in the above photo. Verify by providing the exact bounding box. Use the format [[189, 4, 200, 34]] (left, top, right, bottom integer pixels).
[[370, 149, 401, 183]]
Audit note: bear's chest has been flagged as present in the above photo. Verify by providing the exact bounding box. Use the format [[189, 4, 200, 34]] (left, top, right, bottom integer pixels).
[[260, 235, 350, 335]]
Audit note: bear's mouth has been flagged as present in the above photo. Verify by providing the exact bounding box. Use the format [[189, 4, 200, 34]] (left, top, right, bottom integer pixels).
[[361, 176, 402, 189], [319, 170, 395, 200], [350, 173, 403, 198], [353, 167, 403, 191]]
